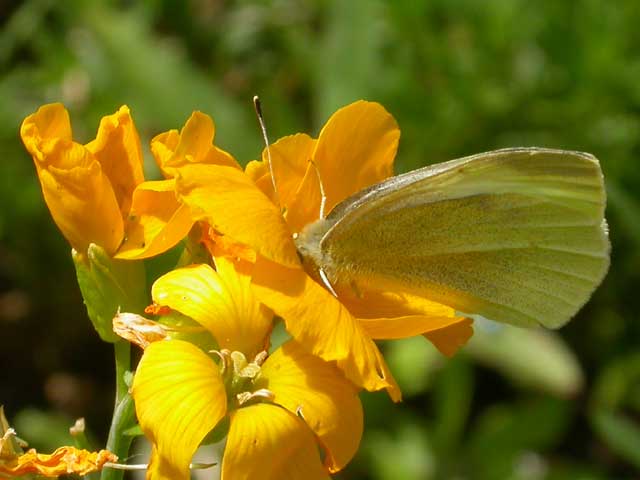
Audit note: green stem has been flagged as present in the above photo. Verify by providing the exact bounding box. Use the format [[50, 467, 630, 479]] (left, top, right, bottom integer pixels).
[[101, 340, 135, 480]]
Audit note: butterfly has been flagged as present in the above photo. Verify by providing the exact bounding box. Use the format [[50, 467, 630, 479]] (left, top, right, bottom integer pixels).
[[295, 148, 610, 328]]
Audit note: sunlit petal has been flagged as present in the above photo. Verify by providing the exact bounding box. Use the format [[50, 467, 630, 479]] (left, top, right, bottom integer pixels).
[[252, 257, 400, 401], [423, 317, 474, 357], [151, 112, 240, 178], [313, 100, 399, 213], [115, 179, 193, 259], [132, 340, 226, 480], [85, 105, 144, 217], [258, 341, 363, 472], [338, 288, 473, 355], [222, 404, 329, 480], [21, 105, 126, 254], [151, 263, 272, 356], [177, 163, 300, 268]]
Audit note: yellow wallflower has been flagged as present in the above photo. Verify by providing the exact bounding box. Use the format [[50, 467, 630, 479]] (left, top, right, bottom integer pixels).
[[20, 104, 235, 260], [116, 110, 240, 259], [171, 101, 472, 401], [21, 103, 144, 255], [124, 259, 362, 480]]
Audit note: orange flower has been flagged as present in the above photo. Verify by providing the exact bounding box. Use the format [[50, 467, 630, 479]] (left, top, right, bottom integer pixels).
[[173, 101, 473, 401], [20, 104, 235, 260], [116, 110, 239, 259], [124, 259, 362, 480], [21, 104, 144, 255]]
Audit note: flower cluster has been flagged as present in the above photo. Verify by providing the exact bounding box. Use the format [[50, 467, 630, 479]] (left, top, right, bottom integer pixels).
[[19, 101, 473, 479]]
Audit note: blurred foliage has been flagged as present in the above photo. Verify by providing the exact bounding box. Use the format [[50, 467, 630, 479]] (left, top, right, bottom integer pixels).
[[1, 0, 639, 478]]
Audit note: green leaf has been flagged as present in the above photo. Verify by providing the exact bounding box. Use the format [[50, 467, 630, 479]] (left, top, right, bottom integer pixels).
[[590, 409, 640, 469], [73, 244, 147, 342], [466, 323, 584, 397]]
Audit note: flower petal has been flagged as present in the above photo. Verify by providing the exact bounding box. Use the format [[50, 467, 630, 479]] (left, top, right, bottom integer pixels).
[[151, 112, 240, 178], [115, 179, 194, 259], [222, 404, 329, 480], [176, 163, 300, 268], [338, 286, 473, 356], [423, 317, 474, 357], [21, 104, 125, 254], [151, 263, 272, 356], [258, 340, 363, 472], [132, 340, 226, 480], [85, 105, 144, 217], [251, 257, 401, 401], [0, 447, 116, 477], [313, 100, 399, 213]]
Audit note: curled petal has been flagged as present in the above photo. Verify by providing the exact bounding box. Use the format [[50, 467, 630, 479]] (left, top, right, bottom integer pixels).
[[116, 179, 194, 259], [85, 105, 145, 217], [112, 312, 168, 348], [21, 104, 127, 254], [0, 447, 116, 477], [222, 404, 329, 480], [151, 263, 272, 356], [151, 112, 240, 178], [313, 100, 399, 213], [259, 341, 363, 472], [177, 163, 300, 268], [132, 340, 226, 480], [252, 257, 400, 401]]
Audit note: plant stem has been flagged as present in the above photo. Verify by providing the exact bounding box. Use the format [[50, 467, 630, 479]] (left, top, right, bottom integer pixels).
[[101, 340, 135, 480]]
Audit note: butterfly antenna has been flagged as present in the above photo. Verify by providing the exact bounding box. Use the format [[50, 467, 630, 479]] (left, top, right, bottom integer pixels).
[[309, 160, 328, 219], [253, 96, 281, 208]]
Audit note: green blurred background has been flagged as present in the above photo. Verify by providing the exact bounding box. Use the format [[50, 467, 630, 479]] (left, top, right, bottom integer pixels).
[[1, 0, 639, 478]]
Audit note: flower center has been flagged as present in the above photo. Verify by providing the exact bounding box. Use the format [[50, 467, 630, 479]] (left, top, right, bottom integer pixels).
[[215, 349, 274, 407]]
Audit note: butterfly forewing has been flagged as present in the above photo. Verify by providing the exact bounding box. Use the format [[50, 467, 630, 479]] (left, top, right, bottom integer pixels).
[[314, 148, 610, 328]]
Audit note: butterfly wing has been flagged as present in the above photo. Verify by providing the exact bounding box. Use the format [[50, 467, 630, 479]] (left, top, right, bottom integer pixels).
[[312, 148, 610, 328]]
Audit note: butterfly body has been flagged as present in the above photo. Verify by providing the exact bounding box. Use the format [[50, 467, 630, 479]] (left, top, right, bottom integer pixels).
[[295, 148, 610, 328]]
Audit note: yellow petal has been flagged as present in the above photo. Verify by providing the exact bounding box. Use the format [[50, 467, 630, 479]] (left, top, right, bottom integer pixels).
[[222, 404, 329, 480], [251, 257, 401, 401], [21, 104, 125, 254], [339, 287, 473, 356], [85, 105, 145, 217], [115, 179, 194, 259], [339, 286, 455, 318], [176, 163, 300, 268], [313, 100, 399, 214], [268, 134, 317, 207], [285, 164, 324, 233], [132, 340, 226, 480], [423, 317, 474, 357], [151, 112, 240, 178], [245, 159, 273, 199], [20, 103, 72, 156], [151, 263, 272, 356], [0, 447, 116, 477], [258, 340, 363, 472]]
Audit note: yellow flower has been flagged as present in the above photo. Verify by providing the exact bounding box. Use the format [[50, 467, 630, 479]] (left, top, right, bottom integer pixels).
[[21, 103, 144, 255], [116, 109, 240, 259], [173, 101, 473, 401], [126, 259, 362, 480], [20, 104, 235, 259]]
